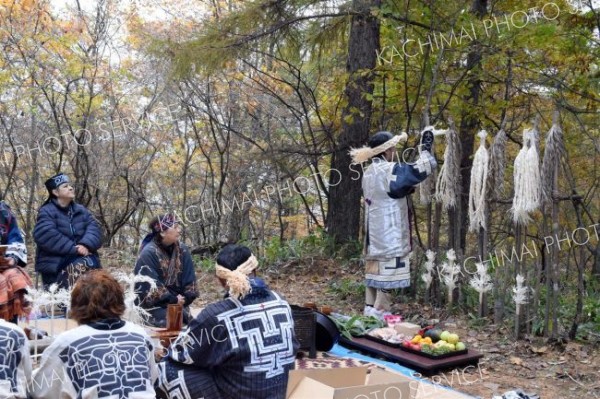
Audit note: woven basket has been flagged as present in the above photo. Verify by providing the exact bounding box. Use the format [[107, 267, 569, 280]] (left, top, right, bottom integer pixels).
[[290, 305, 316, 358]]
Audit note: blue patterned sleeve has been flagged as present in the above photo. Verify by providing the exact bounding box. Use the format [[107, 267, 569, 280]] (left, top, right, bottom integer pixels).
[[388, 152, 437, 199], [134, 250, 177, 308], [168, 307, 229, 367], [180, 246, 199, 306]]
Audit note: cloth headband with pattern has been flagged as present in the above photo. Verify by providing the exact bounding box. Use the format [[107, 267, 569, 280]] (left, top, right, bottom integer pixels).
[[45, 173, 70, 191], [152, 214, 178, 232]]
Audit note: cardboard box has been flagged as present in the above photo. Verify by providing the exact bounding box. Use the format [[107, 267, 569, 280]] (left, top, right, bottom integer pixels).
[[394, 322, 421, 337], [287, 367, 474, 399], [287, 367, 415, 399]]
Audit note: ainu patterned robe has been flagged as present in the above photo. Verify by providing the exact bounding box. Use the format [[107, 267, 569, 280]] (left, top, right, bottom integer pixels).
[[0, 319, 31, 399], [30, 319, 158, 399], [363, 153, 436, 289], [156, 278, 299, 399], [134, 240, 199, 327]]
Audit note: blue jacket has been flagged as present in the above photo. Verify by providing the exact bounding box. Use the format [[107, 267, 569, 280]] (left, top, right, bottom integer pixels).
[[33, 199, 103, 285]]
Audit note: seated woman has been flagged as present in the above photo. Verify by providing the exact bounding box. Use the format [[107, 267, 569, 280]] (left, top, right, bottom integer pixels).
[[134, 214, 198, 327], [0, 201, 31, 323], [33, 173, 102, 289], [30, 270, 158, 399], [0, 318, 32, 399], [156, 244, 299, 399]]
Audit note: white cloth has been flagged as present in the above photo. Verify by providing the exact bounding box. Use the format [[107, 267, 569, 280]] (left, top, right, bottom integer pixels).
[[0, 319, 32, 399], [30, 321, 158, 399]]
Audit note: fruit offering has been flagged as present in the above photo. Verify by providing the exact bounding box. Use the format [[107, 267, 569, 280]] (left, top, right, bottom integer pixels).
[[402, 329, 467, 356]]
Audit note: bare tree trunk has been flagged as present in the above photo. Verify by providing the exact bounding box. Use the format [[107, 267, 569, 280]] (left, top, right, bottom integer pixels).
[[570, 241, 585, 339], [458, 0, 487, 252], [549, 179, 560, 338], [593, 242, 600, 277], [327, 0, 381, 245]]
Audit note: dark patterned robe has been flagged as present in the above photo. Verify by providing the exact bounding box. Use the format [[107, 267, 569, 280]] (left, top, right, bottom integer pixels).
[[156, 278, 299, 399], [134, 240, 199, 327]]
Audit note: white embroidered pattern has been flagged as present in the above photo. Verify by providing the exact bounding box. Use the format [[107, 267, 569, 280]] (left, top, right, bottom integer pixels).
[[217, 294, 296, 378]]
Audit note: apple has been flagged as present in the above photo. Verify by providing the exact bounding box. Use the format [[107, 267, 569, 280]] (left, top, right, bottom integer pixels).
[[411, 343, 422, 351], [455, 342, 467, 351], [440, 330, 451, 342], [447, 333, 459, 345]]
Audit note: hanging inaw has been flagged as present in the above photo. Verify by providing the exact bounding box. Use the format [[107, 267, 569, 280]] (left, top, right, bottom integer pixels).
[[541, 115, 566, 206], [468, 130, 489, 231], [435, 120, 461, 209], [489, 126, 508, 198], [512, 128, 541, 225]]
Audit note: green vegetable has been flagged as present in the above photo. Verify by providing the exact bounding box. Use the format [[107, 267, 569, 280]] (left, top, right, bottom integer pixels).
[[329, 314, 386, 340]]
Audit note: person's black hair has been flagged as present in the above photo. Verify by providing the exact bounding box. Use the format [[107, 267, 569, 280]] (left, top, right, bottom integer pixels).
[[148, 215, 160, 231], [368, 131, 394, 159], [216, 244, 252, 271]]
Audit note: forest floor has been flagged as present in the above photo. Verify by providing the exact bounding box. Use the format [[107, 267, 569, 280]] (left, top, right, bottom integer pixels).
[[187, 256, 600, 399]]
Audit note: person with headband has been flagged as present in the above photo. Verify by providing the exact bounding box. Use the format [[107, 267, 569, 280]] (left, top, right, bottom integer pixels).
[[156, 244, 299, 399], [134, 214, 198, 327], [350, 130, 437, 318], [33, 172, 102, 289]]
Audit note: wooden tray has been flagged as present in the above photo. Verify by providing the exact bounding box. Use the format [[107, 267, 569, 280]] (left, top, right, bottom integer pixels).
[[339, 336, 483, 375], [399, 344, 468, 359]]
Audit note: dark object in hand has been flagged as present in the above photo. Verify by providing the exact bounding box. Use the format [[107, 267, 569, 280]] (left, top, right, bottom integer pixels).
[[420, 130, 434, 153]]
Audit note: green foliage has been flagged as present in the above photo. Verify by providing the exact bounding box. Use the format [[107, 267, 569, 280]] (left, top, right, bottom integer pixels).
[[260, 229, 359, 266], [194, 255, 216, 273], [328, 277, 365, 301], [577, 282, 600, 342], [467, 312, 489, 330], [263, 236, 292, 264], [329, 314, 385, 340]]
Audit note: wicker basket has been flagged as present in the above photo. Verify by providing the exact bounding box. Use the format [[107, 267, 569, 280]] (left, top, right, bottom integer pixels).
[[290, 305, 316, 358]]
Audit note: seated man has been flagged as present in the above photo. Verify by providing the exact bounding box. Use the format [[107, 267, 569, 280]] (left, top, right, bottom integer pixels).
[[0, 318, 32, 399], [156, 244, 299, 399], [30, 270, 158, 399]]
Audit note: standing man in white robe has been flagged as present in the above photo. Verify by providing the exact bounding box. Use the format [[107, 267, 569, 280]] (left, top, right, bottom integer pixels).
[[351, 130, 436, 317]]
